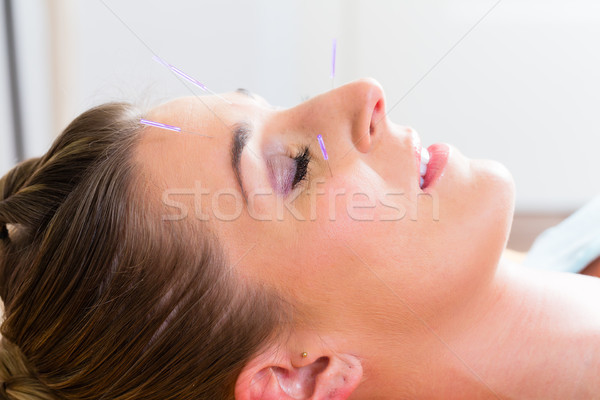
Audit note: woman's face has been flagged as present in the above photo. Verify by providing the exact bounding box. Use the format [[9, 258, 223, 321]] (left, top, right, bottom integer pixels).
[[138, 78, 515, 334]]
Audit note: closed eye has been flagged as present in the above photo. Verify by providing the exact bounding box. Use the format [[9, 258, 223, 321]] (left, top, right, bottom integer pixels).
[[292, 147, 310, 189], [266, 145, 311, 196]]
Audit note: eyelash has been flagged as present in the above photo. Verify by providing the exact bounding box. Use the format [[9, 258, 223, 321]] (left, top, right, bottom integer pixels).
[[291, 146, 311, 189]]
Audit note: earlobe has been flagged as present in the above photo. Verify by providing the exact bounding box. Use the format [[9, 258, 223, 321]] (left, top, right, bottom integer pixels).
[[235, 346, 363, 400]]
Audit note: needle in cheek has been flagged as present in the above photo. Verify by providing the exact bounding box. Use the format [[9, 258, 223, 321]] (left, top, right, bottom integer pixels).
[[317, 134, 333, 177]]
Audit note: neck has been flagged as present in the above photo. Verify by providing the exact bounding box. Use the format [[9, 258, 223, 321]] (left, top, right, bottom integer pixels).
[[355, 258, 600, 399]]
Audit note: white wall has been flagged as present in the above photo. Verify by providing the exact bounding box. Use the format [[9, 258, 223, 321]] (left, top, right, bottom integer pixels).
[[5, 0, 600, 212], [12, 0, 53, 160], [342, 0, 600, 212], [0, 3, 17, 177], [0, 0, 53, 178]]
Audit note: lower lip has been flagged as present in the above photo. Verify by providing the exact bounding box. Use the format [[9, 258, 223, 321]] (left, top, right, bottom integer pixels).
[[422, 143, 450, 189]]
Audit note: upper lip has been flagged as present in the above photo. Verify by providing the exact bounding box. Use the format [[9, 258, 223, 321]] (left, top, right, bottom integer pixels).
[[410, 128, 423, 178]]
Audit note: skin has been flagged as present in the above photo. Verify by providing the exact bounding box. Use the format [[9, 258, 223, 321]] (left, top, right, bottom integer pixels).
[[136, 79, 600, 399]]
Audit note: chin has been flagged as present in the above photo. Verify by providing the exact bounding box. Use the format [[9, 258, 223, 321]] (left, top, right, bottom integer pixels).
[[474, 158, 515, 205], [473, 158, 516, 248]]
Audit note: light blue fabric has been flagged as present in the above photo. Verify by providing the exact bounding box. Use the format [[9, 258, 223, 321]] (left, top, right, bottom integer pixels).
[[522, 195, 600, 273]]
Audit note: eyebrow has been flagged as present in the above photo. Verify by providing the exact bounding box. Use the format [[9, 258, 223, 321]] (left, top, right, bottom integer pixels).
[[231, 122, 252, 204], [235, 88, 256, 99], [236, 88, 273, 109]]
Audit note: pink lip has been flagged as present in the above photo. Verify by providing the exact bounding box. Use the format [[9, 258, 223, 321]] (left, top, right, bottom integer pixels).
[[422, 143, 450, 190]]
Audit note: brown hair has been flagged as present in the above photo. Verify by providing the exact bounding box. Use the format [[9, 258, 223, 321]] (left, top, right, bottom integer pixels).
[[0, 103, 290, 399]]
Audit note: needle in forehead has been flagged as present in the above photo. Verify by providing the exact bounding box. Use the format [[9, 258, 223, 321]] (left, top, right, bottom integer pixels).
[[317, 134, 333, 177], [153, 56, 232, 104], [140, 119, 180, 132], [139, 118, 213, 138]]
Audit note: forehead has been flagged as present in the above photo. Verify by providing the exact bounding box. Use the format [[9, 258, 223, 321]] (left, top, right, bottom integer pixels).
[[149, 95, 227, 129], [134, 94, 296, 271], [133, 93, 272, 229], [147, 92, 270, 136], [135, 96, 239, 211]]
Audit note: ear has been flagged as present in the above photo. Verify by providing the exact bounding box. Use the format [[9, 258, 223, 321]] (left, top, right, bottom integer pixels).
[[235, 345, 363, 400]]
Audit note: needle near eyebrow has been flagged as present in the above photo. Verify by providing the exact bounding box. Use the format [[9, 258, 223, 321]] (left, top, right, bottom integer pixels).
[[140, 119, 213, 138], [317, 134, 333, 177], [153, 56, 232, 104]]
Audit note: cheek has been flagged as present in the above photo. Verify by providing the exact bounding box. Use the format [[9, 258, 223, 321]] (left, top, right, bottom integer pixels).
[[311, 171, 416, 230], [309, 176, 428, 283], [309, 159, 516, 320], [236, 160, 515, 325]]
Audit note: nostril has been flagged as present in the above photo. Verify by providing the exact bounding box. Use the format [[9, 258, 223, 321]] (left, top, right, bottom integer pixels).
[[374, 99, 383, 113], [369, 99, 384, 135], [351, 78, 386, 153]]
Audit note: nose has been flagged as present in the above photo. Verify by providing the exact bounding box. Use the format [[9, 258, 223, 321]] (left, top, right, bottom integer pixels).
[[343, 78, 387, 154], [287, 78, 387, 156]]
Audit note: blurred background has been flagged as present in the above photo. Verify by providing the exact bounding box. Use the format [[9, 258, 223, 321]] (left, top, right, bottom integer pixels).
[[1, 0, 598, 250]]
